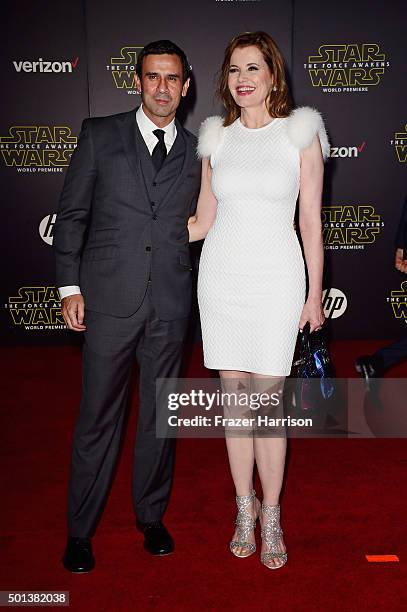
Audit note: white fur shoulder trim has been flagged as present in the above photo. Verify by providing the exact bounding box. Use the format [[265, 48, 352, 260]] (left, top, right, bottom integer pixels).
[[286, 106, 330, 161], [197, 115, 225, 159]]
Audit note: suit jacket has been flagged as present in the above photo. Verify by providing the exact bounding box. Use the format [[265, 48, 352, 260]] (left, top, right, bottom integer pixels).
[[395, 195, 407, 257], [54, 107, 201, 319]]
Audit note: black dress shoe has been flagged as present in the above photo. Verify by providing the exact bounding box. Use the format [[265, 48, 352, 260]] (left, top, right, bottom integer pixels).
[[355, 354, 384, 390], [62, 537, 95, 573], [136, 520, 174, 555]]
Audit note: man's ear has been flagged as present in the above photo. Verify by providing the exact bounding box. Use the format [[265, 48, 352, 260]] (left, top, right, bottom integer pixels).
[[135, 74, 142, 94], [181, 77, 190, 97]]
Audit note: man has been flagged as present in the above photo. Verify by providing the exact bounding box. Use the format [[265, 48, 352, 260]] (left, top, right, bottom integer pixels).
[[355, 195, 407, 383], [54, 40, 201, 572]]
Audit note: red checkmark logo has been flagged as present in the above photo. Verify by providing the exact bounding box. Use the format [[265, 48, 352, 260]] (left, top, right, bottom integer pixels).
[[71, 57, 79, 69], [357, 141, 366, 153]]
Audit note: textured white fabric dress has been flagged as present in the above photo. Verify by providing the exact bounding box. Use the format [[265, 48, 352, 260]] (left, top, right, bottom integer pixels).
[[196, 106, 329, 376]]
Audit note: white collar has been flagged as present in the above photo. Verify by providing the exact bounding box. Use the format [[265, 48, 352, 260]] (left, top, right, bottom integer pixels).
[[136, 104, 176, 140]]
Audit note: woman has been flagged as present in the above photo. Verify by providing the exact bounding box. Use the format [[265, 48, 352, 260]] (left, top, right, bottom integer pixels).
[[188, 31, 328, 569]]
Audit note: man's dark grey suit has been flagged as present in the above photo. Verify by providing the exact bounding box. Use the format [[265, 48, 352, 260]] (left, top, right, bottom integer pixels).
[[54, 107, 201, 537]]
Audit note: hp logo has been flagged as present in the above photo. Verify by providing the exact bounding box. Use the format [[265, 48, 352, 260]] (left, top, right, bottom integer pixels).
[[39, 213, 56, 245], [322, 288, 347, 319]]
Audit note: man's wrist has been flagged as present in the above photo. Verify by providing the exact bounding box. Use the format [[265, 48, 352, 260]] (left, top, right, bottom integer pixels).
[[58, 286, 81, 300]]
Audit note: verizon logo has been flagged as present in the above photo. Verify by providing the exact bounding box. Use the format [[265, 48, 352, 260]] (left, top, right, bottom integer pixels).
[[13, 57, 79, 73]]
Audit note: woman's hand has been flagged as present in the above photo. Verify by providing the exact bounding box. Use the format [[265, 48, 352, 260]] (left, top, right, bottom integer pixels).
[[395, 248, 407, 274], [188, 215, 197, 227], [299, 296, 325, 333]]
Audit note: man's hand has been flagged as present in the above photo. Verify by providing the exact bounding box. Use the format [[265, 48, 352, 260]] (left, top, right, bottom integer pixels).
[[61, 294, 86, 331], [395, 248, 407, 274]]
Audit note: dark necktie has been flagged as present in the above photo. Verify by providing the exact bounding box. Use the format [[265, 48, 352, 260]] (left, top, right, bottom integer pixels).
[[151, 129, 167, 173]]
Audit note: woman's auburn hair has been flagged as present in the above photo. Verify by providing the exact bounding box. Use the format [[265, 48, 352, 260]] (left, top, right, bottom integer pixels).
[[216, 31, 292, 126]]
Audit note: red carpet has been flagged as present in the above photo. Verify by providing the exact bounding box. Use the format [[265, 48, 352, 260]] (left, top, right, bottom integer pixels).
[[1, 342, 406, 611]]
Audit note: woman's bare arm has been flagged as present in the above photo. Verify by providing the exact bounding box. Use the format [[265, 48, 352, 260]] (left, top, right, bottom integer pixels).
[[188, 158, 218, 242], [298, 136, 326, 331]]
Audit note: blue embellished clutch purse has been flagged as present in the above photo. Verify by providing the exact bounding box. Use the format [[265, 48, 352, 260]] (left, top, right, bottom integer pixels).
[[293, 321, 335, 403]]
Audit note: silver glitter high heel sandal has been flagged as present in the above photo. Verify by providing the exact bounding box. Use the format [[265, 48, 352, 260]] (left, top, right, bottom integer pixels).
[[230, 490, 260, 558], [260, 503, 287, 569]]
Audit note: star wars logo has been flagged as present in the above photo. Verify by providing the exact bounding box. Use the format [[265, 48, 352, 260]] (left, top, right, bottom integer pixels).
[[304, 44, 390, 93], [322, 205, 384, 250], [5, 287, 66, 330], [0, 126, 77, 173], [389, 123, 407, 163], [386, 281, 407, 323], [106, 46, 143, 94]]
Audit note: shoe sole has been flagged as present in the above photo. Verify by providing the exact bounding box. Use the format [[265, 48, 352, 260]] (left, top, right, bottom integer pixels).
[[262, 562, 287, 570], [62, 563, 95, 573], [143, 545, 174, 556]]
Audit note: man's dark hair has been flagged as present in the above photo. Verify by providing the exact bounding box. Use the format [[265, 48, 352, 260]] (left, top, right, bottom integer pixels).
[[136, 40, 191, 83]]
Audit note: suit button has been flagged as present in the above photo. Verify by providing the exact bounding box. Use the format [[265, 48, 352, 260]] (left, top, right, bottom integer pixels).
[[151, 202, 156, 207], [152, 214, 157, 220], [145, 246, 151, 252], [152, 182, 157, 187]]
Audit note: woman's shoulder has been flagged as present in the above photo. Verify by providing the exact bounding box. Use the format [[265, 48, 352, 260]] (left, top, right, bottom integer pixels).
[[197, 115, 226, 159], [285, 105, 330, 161]]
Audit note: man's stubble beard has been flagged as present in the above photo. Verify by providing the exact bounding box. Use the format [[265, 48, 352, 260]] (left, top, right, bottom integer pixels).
[[143, 95, 179, 120]]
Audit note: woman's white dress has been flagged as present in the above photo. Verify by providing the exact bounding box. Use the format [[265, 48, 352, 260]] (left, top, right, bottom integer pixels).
[[196, 106, 329, 376]]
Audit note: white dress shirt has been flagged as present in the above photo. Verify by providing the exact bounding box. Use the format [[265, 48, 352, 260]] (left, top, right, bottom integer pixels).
[[135, 103, 177, 154], [58, 105, 177, 300]]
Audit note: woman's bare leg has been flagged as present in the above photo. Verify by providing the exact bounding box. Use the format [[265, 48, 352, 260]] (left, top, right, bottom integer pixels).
[[220, 370, 259, 556], [251, 373, 287, 568]]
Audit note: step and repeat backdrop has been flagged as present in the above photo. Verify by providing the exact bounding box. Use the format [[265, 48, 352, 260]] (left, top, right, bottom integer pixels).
[[2, 0, 406, 345]]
